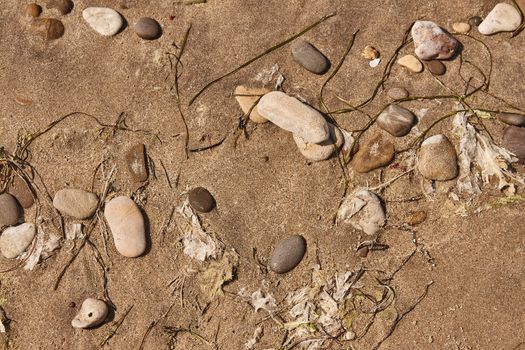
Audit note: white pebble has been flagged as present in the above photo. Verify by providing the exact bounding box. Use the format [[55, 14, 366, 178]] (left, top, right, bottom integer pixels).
[[0, 223, 36, 259], [479, 3, 522, 35], [71, 298, 108, 329], [82, 7, 123, 36]]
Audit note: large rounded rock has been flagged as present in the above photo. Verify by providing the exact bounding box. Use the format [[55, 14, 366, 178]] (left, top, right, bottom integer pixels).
[[53, 188, 99, 219], [502, 126, 525, 164], [234, 86, 270, 123], [418, 135, 458, 180], [0, 223, 35, 259], [104, 196, 146, 258], [82, 7, 123, 36], [377, 105, 417, 137], [292, 123, 344, 162], [291, 39, 330, 74], [71, 298, 108, 329], [0, 193, 22, 227], [257, 91, 329, 144], [352, 134, 395, 173], [270, 235, 306, 274], [411, 20, 459, 60], [479, 3, 522, 35]]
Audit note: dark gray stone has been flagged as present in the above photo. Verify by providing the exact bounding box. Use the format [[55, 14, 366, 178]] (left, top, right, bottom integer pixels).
[[426, 60, 446, 75], [291, 40, 330, 74], [270, 235, 306, 274], [134, 17, 162, 40]]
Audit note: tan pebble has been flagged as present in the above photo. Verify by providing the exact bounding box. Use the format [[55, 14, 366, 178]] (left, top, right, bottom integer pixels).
[[362, 45, 379, 60], [418, 135, 458, 181], [405, 210, 427, 226], [30, 18, 65, 40], [234, 86, 269, 123], [452, 22, 471, 33], [15, 96, 33, 106], [397, 55, 423, 73], [25, 3, 42, 17]]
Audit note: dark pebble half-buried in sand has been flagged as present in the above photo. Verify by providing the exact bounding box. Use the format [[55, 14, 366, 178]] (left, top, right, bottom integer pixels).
[[387, 87, 409, 100], [9, 176, 34, 209], [189, 187, 215, 213], [502, 126, 525, 164], [426, 60, 446, 75], [135, 17, 162, 40], [291, 39, 330, 75], [270, 235, 307, 274], [30, 18, 65, 40], [46, 0, 73, 15], [125, 143, 148, 182], [497, 113, 525, 127]]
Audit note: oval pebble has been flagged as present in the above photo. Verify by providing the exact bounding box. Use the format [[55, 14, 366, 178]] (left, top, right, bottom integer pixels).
[[71, 298, 108, 329], [502, 126, 525, 164], [134, 17, 162, 40], [82, 7, 123, 36], [30, 18, 65, 40], [352, 133, 395, 173], [257, 91, 329, 144], [387, 87, 409, 100], [0, 193, 22, 227], [188, 187, 215, 213], [270, 235, 307, 274], [46, 0, 73, 15], [377, 105, 417, 137], [234, 86, 269, 124], [291, 39, 330, 75], [497, 113, 525, 127], [418, 134, 458, 180], [0, 223, 36, 259], [479, 3, 522, 35], [104, 196, 146, 257], [53, 188, 99, 219], [452, 22, 471, 33], [9, 176, 34, 209], [125, 144, 148, 182], [468, 16, 483, 27], [412, 20, 459, 60], [397, 54, 423, 73], [25, 3, 42, 17], [426, 60, 446, 75], [292, 123, 344, 162]]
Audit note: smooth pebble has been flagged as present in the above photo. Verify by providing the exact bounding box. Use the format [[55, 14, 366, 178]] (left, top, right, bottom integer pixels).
[[82, 7, 123, 36], [397, 54, 423, 73], [387, 87, 409, 100], [352, 134, 395, 173], [71, 298, 108, 329], [468, 16, 483, 27], [502, 126, 525, 164], [234, 86, 269, 123], [105, 196, 146, 257], [452, 22, 471, 33], [497, 113, 525, 127], [188, 187, 215, 213], [46, 0, 73, 14], [412, 20, 459, 60], [426, 60, 446, 75], [30, 18, 65, 40], [418, 135, 459, 180], [0, 194, 22, 227], [25, 3, 42, 17], [134, 17, 162, 40], [53, 188, 99, 219], [125, 144, 148, 182], [9, 176, 34, 209], [293, 123, 344, 162], [377, 105, 417, 137], [270, 235, 306, 274], [291, 39, 330, 74], [479, 3, 522, 35], [0, 223, 35, 259]]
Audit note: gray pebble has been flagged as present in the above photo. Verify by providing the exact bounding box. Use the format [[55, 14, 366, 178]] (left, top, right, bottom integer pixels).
[[291, 40, 330, 75], [377, 105, 417, 137], [426, 60, 446, 75], [502, 126, 525, 164], [53, 188, 99, 219], [387, 87, 409, 100], [468, 16, 483, 27], [0, 194, 22, 227], [270, 235, 306, 274], [134, 17, 162, 40], [497, 113, 525, 127]]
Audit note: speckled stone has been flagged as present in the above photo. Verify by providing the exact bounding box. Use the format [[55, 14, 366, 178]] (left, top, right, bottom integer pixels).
[[30, 18, 65, 40], [125, 144, 148, 182], [25, 3, 42, 17], [502, 126, 525, 164], [134, 17, 162, 40], [9, 176, 34, 209], [497, 113, 525, 127], [270, 235, 306, 274], [46, 0, 73, 15], [53, 188, 99, 219], [377, 105, 417, 137], [0, 194, 22, 227], [188, 187, 215, 213], [418, 135, 458, 180], [387, 87, 409, 100], [291, 39, 330, 75], [352, 134, 395, 173], [412, 20, 459, 60], [0, 223, 35, 259], [404, 210, 427, 226]]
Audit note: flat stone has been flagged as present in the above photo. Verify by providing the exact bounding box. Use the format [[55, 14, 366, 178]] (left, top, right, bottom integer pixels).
[[291, 39, 330, 74], [71, 298, 108, 329], [188, 187, 215, 213], [377, 105, 417, 137], [387, 87, 409, 100], [479, 3, 522, 35], [9, 176, 34, 209], [502, 126, 525, 164], [293, 123, 344, 162], [497, 113, 525, 127], [404, 210, 427, 226], [104, 196, 146, 258], [412, 20, 459, 60], [397, 54, 423, 73], [0, 194, 22, 227], [270, 235, 306, 274], [46, 0, 73, 14], [426, 60, 446, 75], [30, 18, 65, 40], [125, 144, 148, 182], [468, 16, 483, 27], [452, 22, 471, 33], [0, 223, 35, 259], [25, 3, 42, 17], [234, 86, 270, 123], [82, 7, 123, 36], [134, 17, 162, 40], [53, 188, 99, 219], [418, 134, 459, 180], [257, 91, 330, 144], [352, 134, 395, 173]]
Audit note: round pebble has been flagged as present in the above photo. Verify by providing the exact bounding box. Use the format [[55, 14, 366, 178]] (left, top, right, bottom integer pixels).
[[125, 144, 148, 182], [293, 123, 344, 162], [291, 39, 331, 75], [188, 187, 215, 213], [468, 16, 483, 27], [452, 22, 471, 33], [30, 18, 65, 40], [53, 188, 99, 219], [497, 113, 525, 127], [502, 126, 525, 164], [234, 86, 270, 124], [397, 54, 423, 73], [377, 105, 417, 137], [134, 17, 162, 40], [412, 20, 459, 60], [479, 3, 522, 35], [71, 298, 108, 329], [46, 0, 73, 15], [387, 87, 409, 100], [25, 3, 42, 17], [105, 196, 146, 258], [352, 134, 395, 173], [426, 60, 446, 75], [0, 193, 22, 227], [0, 223, 36, 259], [82, 7, 123, 36], [418, 135, 458, 180], [270, 235, 307, 274]]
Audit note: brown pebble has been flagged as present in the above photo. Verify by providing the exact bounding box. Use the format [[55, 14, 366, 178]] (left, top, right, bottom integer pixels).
[[8, 176, 34, 209], [15, 96, 33, 106], [69, 302, 76, 308], [188, 187, 215, 213], [25, 3, 42, 17], [125, 144, 148, 182], [46, 0, 73, 15], [357, 246, 369, 258], [387, 87, 409, 100], [497, 113, 525, 127], [502, 126, 525, 164], [426, 60, 446, 75], [352, 134, 395, 173], [30, 18, 65, 40], [405, 210, 427, 226]]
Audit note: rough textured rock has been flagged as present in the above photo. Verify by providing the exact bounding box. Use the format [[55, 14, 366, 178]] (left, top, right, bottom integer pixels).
[[291, 40, 330, 74], [479, 3, 522, 35], [418, 134, 459, 180], [125, 144, 148, 182], [497, 113, 525, 127], [336, 190, 386, 235], [134, 17, 162, 40], [405, 211, 427, 226], [0, 223, 36, 259], [257, 91, 330, 144], [234, 86, 270, 123], [270, 235, 306, 274], [293, 123, 344, 162], [377, 105, 417, 137], [188, 187, 216, 213], [104, 196, 146, 257], [53, 188, 99, 219], [502, 126, 525, 164], [71, 298, 108, 329], [82, 7, 123, 36], [352, 134, 395, 173], [412, 20, 459, 60], [397, 54, 423, 72], [426, 60, 446, 75], [30, 18, 65, 40], [0, 193, 22, 227], [9, 176, 34, 209]]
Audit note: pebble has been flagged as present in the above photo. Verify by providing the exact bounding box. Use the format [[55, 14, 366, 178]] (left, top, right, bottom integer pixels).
[[269, 235, 306, 274], [82, 7, 123, 36], [397, 54, 423, 73], [125, 144, 148, 182], [257, 91, 330, 144], [30, 18, 65, 40], [9, 176, 34, 209], [53, 188, 99, 220], [105, 196, 146, 258], [14, 96, 33, 106], [405, 210, 427, 226], [234, 86, 269, 123], [497, 113, 525, 127], [0, 223, 36, 259], [46, 0, 73, 15], [502, 126, 525, 164], [25, 3, 42, 17], [418, 135, 459, 180], [411, 20, 459, 60], [387, 87, 409, 100], [291, 39, 330, 75], [377, 105, 417, 137], [426, 60, 446, 75], [357, 246, 369, 258], [293, 123, 344, 162], [452, 22, 471, 33], [134, 17, 162, 40], [71, 298, 108, 329], [337, 190, 386, 235], [188, 187, 215, 213], [479, 3, 522, 35], [0, 194, 22, 227], [352, 134, 395, 173], [468, 16, 483, 27]]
